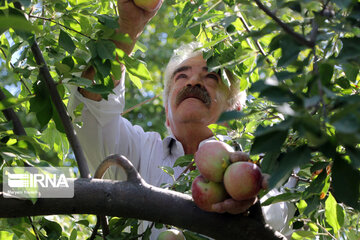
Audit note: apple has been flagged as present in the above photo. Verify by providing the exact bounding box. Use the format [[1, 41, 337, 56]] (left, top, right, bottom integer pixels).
[[195, 140, 233, 182], [133, 0, 161, 12], [223, 162, 262, 201], [157, 229, 185, 240], [191, 175, 228, 211]]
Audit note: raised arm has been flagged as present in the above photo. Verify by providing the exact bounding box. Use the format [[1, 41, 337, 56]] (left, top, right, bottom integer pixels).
[[79, 0, 163, 101]]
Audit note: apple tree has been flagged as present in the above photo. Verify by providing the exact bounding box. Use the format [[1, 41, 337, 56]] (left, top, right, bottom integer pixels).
[[0, 0, 360, 239]]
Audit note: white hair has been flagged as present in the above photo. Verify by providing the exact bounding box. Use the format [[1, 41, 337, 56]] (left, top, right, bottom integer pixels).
[[163, 42, 246, 111]]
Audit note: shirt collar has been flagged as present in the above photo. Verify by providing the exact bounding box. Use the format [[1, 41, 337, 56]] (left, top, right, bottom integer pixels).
[[163, 134, 236, 158]]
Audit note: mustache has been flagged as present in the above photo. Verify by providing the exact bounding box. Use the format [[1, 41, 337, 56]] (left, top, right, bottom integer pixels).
[[175, 85, 211, 108]]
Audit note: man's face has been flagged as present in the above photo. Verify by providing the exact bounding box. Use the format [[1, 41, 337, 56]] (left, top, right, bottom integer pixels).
[[166, 54, 229, 132]]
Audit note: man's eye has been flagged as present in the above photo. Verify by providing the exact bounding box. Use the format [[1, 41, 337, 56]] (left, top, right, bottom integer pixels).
[[207, 73, 219, 81], [176, 73, 188, 80]]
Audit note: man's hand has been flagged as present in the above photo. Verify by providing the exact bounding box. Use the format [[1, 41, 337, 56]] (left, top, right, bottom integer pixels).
[[211, 151, 269, 214], [116, 0, 163, 55]]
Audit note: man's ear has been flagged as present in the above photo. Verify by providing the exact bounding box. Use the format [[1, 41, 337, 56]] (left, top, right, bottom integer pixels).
[[165, 104, 170, 127]]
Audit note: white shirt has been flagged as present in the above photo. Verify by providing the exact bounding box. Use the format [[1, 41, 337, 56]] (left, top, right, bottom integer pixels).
[[68, 75, 294, 239]]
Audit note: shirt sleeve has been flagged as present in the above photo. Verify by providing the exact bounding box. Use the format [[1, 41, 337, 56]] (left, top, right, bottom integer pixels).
[[67, 72, 147, 179]]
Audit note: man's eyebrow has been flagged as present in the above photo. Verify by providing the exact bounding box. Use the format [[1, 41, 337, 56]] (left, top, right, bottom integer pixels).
[[172, 66, 214, 78], [172, 66, 191, 79]]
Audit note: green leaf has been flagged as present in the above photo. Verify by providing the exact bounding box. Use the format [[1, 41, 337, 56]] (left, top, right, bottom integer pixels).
[[0, 16, 39, 33], [217, 111, 246, 123], [260, 86, 296, 104], [268, 145, 311, 189], [332, 0, 352, 8], [346, 146, 360, 169], [325, 192, 345, 234], [277, 35, 304, 67], [86, 40, 97, 59], [160, 166, 174, 177], [59, 29, 76, 54], [95, 14, 119, 29], [84, 84, 113, 95], [40, 217, 62, 239], [251, 121, 291, 155], [116, 49, 151, 80], [343, 63, 359, 83], [303, 169, 328, 199], [304, 195, 321, 215], [318, 63, 334, 86], [96, 40, 116, 60], [29, 80, 53, 128], [128, 73, 142, 89], [174, 154, 194, 167], [93, 58, 111, 78], [68, 77, 93, 88], [70, 229, 77, 240], [332, 113, 359, 134], [291, 231, 316, 240], [332, 157, 360, 209], [0, 95, 33, 111], [261, 192, 302, 206], [111, 61, 123, 81], [337, 37, 360, 62]]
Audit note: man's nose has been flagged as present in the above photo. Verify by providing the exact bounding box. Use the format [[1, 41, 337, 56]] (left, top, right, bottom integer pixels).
[[186, 73, 203, 87]]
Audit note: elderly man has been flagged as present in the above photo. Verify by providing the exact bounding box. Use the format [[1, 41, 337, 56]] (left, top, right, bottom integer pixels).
[[69, 0, 294, 238]]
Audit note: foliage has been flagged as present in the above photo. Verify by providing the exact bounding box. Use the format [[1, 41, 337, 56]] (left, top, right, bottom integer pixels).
[[0, 0, 360, 239]]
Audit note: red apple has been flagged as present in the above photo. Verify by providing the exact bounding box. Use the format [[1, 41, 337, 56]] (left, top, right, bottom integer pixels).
[[157, 229, 185, 240], [133, 0, 162, 12], [191, 175, 228, 212], [195, 140, 233, 182], [223, 162, 262, 201]]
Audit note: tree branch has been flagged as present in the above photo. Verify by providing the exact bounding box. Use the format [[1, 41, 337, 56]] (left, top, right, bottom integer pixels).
[[0, 155, 284, 239], [28, 15, 94, 40], [253, 0, 315, 48], [14, 2, 91, 179], [0, 88, 27, 136], [0, 179, 284, 240]]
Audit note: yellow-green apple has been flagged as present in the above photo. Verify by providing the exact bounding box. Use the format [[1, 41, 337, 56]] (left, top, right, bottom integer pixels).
[[133, 0, 161, 11], [191, 175, 228, 211], [157, 229, 185, 240], [223, 162, 262, 201], [195, 140, 233, 182]]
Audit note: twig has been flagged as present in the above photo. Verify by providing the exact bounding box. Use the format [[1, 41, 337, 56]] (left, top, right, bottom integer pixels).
[[315, 219, 337, 240], [237, 12, 267, 57], [290, 173, 311, 183], [14, 2, 91, 179], [253, 0, 314, 48], [89, 218, 101, 240], [28, 15, 94, 40], [121, 95, 159, 116], [28, 216, 40, 240]]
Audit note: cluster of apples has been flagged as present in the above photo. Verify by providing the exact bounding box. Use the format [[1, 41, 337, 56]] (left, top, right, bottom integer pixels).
[[191, 140, 263, 212]]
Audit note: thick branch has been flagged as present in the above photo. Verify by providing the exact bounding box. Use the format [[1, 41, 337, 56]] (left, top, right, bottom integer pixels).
[[13, 2, 90, 179], [0, 179, 284, 240], [253, 0, 314, 48]]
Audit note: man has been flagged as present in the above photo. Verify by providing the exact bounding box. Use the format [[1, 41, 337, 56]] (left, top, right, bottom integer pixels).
[[69, 0, 294, 238]]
